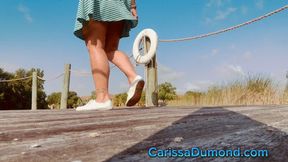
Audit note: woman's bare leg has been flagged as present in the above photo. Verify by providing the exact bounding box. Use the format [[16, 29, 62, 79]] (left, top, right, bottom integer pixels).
[[105, 21, 138, 84], [84, 20, 111, 102]]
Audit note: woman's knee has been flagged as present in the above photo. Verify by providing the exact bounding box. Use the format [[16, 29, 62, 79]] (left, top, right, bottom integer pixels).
[[85, 31, 106, 53], [86, 38, 106, 53]]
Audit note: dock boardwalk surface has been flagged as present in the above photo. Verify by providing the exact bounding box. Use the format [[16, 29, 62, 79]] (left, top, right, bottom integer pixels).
[[0, 106, 288, 162]]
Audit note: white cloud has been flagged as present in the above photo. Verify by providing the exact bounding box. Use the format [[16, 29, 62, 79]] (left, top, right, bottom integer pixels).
[[256, 0, 264, 10], [201, 48, 220, 59], [227, 65, 245, 76], [225, 65, 246, 76], [243, 51, 253, 60], [205, 17, 213, 24], [205, 3, 237, 24], [17, 4, 33, 23], [216, 64, 246, 78], [211, 49, 219, 56], [241, 6, 249, 15], [206, 0, 231, 7], [215, 7, 237, 20], [184, 80, 215, 92], [158, 63, 185, 83]]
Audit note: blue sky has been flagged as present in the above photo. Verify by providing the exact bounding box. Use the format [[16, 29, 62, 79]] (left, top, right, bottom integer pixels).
[[0, 0, 287, 96]]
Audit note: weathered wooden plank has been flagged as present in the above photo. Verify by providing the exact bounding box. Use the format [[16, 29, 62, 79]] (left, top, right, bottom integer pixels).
[[0, 106, 288, 162]]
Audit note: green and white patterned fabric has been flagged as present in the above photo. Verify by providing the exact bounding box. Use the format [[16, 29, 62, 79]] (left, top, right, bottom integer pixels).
[[74, 0, 138, 40]]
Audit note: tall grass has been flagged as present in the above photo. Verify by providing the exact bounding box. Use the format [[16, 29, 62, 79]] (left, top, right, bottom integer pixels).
[[169, 75, 288, 106]]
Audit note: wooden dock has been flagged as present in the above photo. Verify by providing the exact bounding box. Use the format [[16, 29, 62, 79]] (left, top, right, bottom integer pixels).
[[1, 106, 288, 162]]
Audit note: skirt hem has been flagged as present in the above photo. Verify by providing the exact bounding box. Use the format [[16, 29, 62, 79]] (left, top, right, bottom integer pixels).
[[74, 17, 138, 41]]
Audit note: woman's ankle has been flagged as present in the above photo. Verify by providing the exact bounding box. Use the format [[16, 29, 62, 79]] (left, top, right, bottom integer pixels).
[[128, 74, 138, 85], [94, 88, 111, 103], [95, 94, 111, 103]]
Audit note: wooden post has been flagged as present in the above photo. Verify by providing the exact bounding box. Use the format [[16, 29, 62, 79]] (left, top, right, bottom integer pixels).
[[144, 37, 159, 107], [31, 71, 37, 110], [286, 71, 288, 91], [284, 71, 288, 104], [60, 64, 71, 110]]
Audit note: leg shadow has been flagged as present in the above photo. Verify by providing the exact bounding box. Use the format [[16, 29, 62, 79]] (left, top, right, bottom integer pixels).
[[107, 107, 288, 162]]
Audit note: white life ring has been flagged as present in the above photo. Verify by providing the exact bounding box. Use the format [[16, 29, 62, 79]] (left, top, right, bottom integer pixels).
[[133, 29, 158, 64]]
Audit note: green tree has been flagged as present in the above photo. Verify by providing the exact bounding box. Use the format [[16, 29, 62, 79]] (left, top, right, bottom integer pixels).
[[47, 92, 61, 109], [47, 91, 81, 109], [185, 91, 203, 105], [113, 94, 121, 107], [0, 68, 14, 109], [91, 91, 96, 100], [0, 68, 48, 110], [185, 91, 203, 98], [137, 91, 145, 106], [112, 93, 127, 107], [158, 82, 177, 104], [67, 91, 81, 108]]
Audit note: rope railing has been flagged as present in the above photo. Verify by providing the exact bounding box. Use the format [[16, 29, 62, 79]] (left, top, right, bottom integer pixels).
[[70, 69, 90, 77], [37, 73, 64, 82], [0, 74, 65, 83], [159, 5, 288, 43], [0, 76, 32, 83], [0, 72, 65, 110]]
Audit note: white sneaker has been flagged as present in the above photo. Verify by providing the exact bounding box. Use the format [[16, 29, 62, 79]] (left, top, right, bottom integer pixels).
[[126, 75, 145, 107], [76, 99, 113, 111]]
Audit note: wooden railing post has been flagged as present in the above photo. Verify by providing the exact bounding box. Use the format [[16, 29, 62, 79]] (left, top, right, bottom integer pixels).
[[31, 71, 37, 110], [284, 71, 288, 104], [144, 38, 159, 107], [60, 64, 71, 110], [286, 71, 288, 91]]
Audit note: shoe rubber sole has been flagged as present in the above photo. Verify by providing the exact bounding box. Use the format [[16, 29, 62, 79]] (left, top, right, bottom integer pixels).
[[76, 104, 113, 111], [126, 80, 145, 107], [76, 107, 112, 111]]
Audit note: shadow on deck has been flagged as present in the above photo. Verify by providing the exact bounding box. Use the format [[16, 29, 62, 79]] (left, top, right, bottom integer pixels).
[[0, 106, 288, 162], [108, 107, 288, 162]]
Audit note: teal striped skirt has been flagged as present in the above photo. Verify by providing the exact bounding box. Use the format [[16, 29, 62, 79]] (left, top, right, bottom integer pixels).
[[74, 0, 138, 40]]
